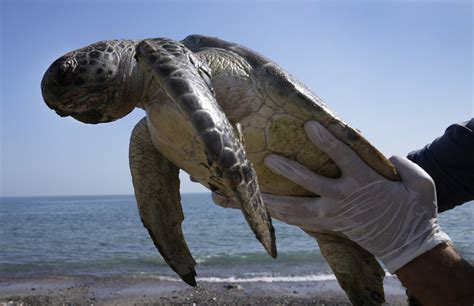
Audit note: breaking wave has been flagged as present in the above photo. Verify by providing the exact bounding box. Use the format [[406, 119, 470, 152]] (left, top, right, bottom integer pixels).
[[146, 273, 337, 283]]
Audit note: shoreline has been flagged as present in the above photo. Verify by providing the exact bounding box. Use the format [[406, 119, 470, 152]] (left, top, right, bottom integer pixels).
[[0, 274, 408, 305]]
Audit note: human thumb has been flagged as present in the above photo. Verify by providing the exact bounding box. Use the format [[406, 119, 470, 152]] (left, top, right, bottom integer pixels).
[[389, 155, 436, 192]]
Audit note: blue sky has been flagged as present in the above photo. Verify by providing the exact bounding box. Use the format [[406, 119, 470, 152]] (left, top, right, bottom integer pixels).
[[1, 0, 472, 197]]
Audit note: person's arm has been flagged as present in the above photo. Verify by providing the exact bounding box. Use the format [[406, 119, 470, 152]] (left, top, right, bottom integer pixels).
[[408, 118, 474, 213], [396, 242, 474, 306]]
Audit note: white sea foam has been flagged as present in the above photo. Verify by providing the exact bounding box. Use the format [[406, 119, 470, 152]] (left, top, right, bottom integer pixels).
[[147, 274, 337, 283], [198, 274, 338, 283]]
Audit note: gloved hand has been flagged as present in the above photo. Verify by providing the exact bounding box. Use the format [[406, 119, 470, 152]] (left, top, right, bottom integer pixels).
[[213, 121, 451, 273]]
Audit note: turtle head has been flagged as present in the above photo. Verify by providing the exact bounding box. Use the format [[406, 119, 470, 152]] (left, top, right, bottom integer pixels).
[[41, 40, 140, 124]]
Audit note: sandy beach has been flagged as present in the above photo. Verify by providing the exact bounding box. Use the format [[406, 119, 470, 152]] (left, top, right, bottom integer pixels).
[[0, 275, 408, 305]]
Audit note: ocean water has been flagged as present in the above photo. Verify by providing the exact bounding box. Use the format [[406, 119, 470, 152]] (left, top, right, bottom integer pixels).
[[0, 194, 472, 282]]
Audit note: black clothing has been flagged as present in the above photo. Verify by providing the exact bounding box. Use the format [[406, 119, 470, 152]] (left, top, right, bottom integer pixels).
[[408, 119, 474, 213]]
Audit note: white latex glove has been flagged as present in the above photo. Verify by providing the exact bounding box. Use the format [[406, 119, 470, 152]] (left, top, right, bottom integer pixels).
[[213, 121, 451, 273]]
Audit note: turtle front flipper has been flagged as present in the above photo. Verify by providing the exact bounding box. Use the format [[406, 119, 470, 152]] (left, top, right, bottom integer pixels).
[[135, 38, 277, 258], [129, 118, 197, 286]]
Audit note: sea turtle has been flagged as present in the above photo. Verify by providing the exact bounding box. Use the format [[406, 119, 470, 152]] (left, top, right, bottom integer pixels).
[[41, 35, 399, 305]]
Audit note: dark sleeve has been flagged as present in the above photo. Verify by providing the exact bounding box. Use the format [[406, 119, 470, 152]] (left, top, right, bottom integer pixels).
[[407, 118, 474, 213]]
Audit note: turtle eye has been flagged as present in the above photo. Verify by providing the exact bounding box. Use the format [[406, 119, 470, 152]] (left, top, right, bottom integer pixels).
[[60, 60, 74, 74], [49, 56, 77, 86], [58, 59, 76, 78]]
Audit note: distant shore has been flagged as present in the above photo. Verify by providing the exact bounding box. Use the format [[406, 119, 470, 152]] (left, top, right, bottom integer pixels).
[[0, 275, 408, 305]]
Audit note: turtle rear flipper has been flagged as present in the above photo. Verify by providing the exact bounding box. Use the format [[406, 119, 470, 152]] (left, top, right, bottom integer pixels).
[[129, 118, 196, 286], [135, 38, 276, 259], [308, 231, 386, 306]]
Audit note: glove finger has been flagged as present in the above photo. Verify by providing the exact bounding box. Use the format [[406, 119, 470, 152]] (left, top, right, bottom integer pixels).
[[262, 193, 320, 207], [211, 192, 240, 209], [262, 193, 328, 227], [262, 193, 330, 216], [264, 154, 345, 199], [389, 155, 435, 192], [305, 121, 375, 178]]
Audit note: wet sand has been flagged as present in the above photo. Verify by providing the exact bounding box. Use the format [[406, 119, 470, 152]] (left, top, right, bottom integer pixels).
[[0, 275, 408, 305]]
